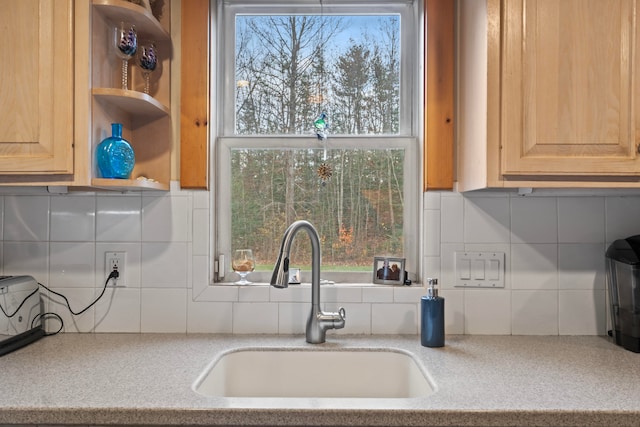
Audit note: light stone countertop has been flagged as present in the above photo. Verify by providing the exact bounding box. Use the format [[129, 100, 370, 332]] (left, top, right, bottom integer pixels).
[[0, 333, 639, 426]]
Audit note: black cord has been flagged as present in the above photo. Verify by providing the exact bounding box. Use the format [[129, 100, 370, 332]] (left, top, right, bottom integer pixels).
[[38, 269, 118, 316], [0, 287, 39, 318], [0, 271, 119, 337], [32, 312, 63, 336]]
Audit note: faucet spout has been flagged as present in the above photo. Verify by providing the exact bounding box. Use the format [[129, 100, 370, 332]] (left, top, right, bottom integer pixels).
[[270, 220, 346, 343]]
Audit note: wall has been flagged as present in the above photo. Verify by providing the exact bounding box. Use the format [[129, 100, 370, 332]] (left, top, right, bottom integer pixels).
[[2, 183, 637, 336]]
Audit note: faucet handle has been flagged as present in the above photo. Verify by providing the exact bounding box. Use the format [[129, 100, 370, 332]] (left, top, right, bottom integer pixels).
[[338, 307, 346, 320]]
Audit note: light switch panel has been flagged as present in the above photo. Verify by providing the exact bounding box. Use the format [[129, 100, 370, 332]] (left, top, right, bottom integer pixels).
[[454, 251, 505, 288]]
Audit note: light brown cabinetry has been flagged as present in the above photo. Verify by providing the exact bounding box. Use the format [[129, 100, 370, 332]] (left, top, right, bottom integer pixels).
[[91, 0, 171, 191], [0, 0, 171, 190], [0, 0, 74, 175], [458, 0, 640, 191]]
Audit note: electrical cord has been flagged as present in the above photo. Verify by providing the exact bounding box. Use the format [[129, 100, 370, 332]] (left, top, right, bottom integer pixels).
[[0, 270, 119, 336], [38, 269, 119, 316]]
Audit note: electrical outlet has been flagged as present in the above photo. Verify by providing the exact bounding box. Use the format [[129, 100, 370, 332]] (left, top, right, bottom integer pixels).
[[105, 251, 126, 287]]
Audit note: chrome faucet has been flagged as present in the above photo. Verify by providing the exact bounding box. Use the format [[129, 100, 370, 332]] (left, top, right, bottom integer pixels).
[[270, 220, 346, 343]]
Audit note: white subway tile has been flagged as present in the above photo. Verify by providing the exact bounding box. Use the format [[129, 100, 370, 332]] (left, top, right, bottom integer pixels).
[[141, 242, 188, 288], [94, 287, 141, 332], [4, 196, 49, 241], [50, 196, 96, 241], [511, 244, 558, 290], [558, 243, 606, 290], [49, 242, 95, 288], [187, 291, 233, 333], [441, 195, 464, 243], [394, 285, 425, 303], [558, 197, 605, 243], [439, 289, 464, 334], [141, 288, 187, 333], [269, 284, 310, 302], [3, 241, 48, 280], [463, 195, 511, 243], [511, 290, 558, 335], [559, 289, 606, 335], [334, 303, 371, 335], [192, 190, 210, 209], [424, 191, 441, 210], [96, 196, 141, 242], [362, 286, 393, 303], [322, 285, 362, 303], [192, 209, 210, 255], [371, 303, 418, 334], [464, 289, 511, 335], [232, 302, 278, 334], [142, 194, 190, 242], [238, 284, 270, 302], [510, 197, 558, 244], [439, 243, 465, 289], [44, 287, 97, 333], [277, 302, 307, 334], [233, 302, 278, 334], [605, 196, 640, 242], [424, 209, 440, 256]]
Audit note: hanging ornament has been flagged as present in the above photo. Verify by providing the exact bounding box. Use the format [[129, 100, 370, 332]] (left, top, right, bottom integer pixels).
[[317, 162, 333, 183], [314, 112, 328, 140]]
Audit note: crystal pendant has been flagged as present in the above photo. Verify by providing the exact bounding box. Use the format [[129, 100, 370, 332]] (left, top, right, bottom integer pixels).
[[96, 123, 135, 179]]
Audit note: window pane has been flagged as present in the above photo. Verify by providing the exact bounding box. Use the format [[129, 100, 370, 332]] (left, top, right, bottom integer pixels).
[[235, 14, 400, 136], [231, 148, 405, 271]]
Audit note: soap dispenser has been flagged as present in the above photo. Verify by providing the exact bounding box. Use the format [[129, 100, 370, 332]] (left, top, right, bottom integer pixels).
[[421, 278, 444, 347]]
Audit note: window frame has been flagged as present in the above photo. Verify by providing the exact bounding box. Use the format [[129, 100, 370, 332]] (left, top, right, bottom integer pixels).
[[210, 0, 424, 285]]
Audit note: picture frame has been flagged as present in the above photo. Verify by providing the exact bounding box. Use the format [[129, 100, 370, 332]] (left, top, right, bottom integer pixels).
[[373, 256, 405, 285], [288, 268, 301, 284]]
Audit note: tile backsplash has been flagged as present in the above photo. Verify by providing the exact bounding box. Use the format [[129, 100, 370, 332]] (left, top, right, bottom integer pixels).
[[2, 183, 638, 336]]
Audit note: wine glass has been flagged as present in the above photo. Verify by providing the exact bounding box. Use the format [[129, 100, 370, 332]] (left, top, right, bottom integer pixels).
[[232, 249, 256, 285], [114, 22, 138, 90], [137, 41, 158, 94]]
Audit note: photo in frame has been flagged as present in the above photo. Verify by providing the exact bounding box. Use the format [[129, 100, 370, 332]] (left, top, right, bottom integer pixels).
[[373, 256, 405, 285]]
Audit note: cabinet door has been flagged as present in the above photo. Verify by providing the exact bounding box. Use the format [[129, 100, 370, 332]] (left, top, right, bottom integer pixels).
[[501, 0, 639, 177], [0, 0, 73, 174]]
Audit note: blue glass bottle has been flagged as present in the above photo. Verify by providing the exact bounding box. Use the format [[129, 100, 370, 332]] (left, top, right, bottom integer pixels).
[[421, 278, 445, 347], [96, 123, 135, 179]]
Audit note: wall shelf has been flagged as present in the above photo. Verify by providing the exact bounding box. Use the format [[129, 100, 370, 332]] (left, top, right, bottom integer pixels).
[[91, 0, 172, 192], [92, 0, 170, 41], [92, 88, 170, 119], [91, 177, 169, 191]]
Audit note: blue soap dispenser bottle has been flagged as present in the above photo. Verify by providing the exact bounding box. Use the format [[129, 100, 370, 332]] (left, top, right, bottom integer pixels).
[[421, 278, 444, 347]]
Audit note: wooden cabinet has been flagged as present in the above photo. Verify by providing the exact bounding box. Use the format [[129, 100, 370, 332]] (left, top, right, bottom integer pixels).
[[0, 0, 171, 190], [458, 0, 640, 191], [0, 0, 74, 175], [90, 0, 171, 191]]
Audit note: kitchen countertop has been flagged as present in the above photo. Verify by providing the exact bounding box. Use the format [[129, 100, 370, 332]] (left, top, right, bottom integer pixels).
[[1, 333, 639, 426]]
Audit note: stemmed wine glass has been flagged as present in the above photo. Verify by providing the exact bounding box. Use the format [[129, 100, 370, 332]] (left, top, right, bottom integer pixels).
[[114, 22, 138, 90], [137, 41, 158, 94], [232, 249, 256, 285]]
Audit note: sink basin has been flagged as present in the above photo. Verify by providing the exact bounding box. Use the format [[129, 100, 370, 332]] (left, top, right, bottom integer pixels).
[[193, 348, 435, 399]]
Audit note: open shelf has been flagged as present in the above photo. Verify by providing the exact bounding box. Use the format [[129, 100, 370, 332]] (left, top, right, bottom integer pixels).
[[92, 88, 170, 119], [92, 0, 170, 41], [90, 0, 172, 192], [91, 177, 169, 191]]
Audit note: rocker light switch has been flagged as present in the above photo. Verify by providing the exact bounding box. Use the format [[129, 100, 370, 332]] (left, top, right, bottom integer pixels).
[[454, 251, 505, 288]]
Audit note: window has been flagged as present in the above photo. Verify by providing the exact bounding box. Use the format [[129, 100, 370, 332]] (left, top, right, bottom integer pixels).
[[213, 0, 422, 283]]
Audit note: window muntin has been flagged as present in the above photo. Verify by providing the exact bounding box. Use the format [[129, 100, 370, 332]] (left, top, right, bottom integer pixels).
[[215, 0, 421, 283]]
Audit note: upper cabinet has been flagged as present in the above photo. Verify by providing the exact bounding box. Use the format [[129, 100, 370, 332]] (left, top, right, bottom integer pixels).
[[90, 0, 172, 191], [0, 1, 74, 175], [458, 0, 640, 191], [0, 0, 172, 190]]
